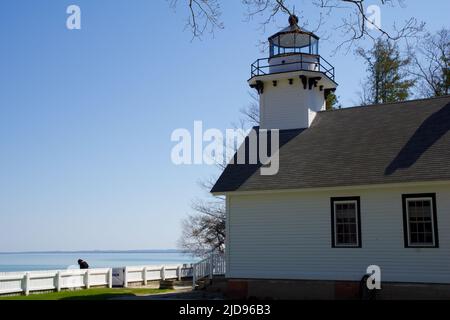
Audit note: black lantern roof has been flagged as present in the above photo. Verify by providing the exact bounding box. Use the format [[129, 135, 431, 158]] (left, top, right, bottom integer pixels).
[[269, 15, 319, 56]]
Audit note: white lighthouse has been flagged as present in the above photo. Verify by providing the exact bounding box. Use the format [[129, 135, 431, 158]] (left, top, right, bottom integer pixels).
[[249, 15, 337, 130]]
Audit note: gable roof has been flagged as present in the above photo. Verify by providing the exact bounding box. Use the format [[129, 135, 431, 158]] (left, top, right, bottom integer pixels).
[[211, 96, 450, 194]]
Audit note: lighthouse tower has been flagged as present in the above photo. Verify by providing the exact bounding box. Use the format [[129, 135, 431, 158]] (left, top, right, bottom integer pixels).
[[249, 15, 337, 130]]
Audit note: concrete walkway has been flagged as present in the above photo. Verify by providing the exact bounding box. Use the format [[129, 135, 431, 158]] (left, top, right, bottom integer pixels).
[[111, 288, 224, 300]]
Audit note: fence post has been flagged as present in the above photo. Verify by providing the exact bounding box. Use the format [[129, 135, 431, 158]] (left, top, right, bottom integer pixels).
[[24, 273, 30, 296], [160, 266, 165, 281], [192, 264, 196, 289], [177, 266, 182, 281], [85, 270, 90, 289], [123, 267, 128, 288], [209, 255, 214, 280], [143, 267, 147, 286], [108, 268, 113, 288], [56, 271, 62, 292]]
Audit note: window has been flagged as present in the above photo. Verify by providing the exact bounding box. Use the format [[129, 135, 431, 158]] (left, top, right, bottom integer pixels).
[[331, 197, 361, 248], [402, 194, 439, 248]]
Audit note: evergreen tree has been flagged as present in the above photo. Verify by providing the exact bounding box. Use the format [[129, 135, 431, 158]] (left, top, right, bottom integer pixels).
[[325, 91, 341, 110], [357, 40, 415, 105]]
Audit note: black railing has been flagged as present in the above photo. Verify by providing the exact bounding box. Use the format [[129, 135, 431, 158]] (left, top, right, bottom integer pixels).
[[250, 54, 335, 81]]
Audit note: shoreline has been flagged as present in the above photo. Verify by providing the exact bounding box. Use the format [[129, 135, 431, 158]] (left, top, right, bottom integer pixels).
[[0, 249, 185, 255]]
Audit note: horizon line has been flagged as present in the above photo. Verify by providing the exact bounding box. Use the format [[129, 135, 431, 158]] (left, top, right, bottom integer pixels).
[[0, 249, 185, 254]]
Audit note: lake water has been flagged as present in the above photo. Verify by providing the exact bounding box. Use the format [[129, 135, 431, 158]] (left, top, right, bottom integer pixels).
[[0, 251, 197, 272]]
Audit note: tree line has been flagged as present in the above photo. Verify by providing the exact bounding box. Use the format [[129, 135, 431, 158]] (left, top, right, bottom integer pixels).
[[356, 29, 449, 106]]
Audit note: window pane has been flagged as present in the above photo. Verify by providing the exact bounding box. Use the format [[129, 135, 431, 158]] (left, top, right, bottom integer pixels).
[[334, 201, 358, 246], [407, 199, 434, 246], [424, 233, 433, 243]]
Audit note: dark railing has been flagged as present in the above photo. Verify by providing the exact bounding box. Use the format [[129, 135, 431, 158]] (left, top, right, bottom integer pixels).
[[250, 54, 335, 81]]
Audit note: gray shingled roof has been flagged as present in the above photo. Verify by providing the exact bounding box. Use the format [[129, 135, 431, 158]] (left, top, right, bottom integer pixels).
[[211, 96, 450, 193]]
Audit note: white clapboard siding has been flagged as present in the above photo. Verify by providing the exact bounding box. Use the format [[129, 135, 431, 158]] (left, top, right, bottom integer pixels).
[[227, 183, 450, 284]]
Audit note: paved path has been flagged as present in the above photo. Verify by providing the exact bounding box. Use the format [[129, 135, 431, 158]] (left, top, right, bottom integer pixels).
[[111, 289, 224, 300]]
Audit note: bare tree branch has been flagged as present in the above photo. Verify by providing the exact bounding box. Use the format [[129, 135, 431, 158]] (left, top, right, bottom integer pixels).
[[170, 0, 224, 39], [170, 0, 425, 50], [238, 92, 260, 128], [178, 96, 260, 257], [409, 28, 450, 97]]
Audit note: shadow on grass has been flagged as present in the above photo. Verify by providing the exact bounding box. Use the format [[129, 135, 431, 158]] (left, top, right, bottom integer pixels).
[[60, 293, 136, 300], [0, 288, 175, 301]]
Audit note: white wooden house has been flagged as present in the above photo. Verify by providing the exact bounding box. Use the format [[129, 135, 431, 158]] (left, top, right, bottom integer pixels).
[[211, 16, 450, 299]]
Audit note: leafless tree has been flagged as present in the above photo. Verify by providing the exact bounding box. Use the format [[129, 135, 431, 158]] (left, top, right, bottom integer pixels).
[[178, 99, 260, 257], [237, 92, 260, 129], [170, 0, 424, 51], [169, 0, 224, 38], [409, 28, 450, 98], [178, 179, 226, 256], [357, 79, 372, 106]]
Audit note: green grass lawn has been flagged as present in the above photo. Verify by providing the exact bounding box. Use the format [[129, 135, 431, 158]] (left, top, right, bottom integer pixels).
[[0, 288, 174, 300]]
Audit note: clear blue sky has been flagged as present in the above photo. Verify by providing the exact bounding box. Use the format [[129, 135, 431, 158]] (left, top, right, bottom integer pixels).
[[0, 1, 448, 251]]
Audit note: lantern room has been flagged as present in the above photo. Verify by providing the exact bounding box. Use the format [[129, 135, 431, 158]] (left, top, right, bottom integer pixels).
[[269, 15, 319, 57], [248, 15, 338, 130], [249, 15, 335, 81]]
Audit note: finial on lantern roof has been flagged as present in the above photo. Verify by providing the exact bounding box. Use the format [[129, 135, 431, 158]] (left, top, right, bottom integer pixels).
[[288, 14, 299, 27]]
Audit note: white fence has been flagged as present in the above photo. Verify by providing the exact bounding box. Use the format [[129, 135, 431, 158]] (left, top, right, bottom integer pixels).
[[0, 255, 225, 296], [123, 264, 193, 287], [0, 268, 112, 296], [192, 254, 226, 288]]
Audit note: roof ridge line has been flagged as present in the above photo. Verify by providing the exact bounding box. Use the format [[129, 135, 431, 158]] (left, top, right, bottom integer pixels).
[[319, 95, 450, 113]]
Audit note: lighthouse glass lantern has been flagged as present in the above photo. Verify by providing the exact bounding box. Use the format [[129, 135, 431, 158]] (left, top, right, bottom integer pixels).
[[266, 15, 323, 74], [269, 16, 319, 57], [248, 15, 337, 130]]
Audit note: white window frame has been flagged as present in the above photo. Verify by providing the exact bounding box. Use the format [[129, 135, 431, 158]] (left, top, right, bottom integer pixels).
[[405, 197, 436, 247], [333, 200, 360, 248]]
